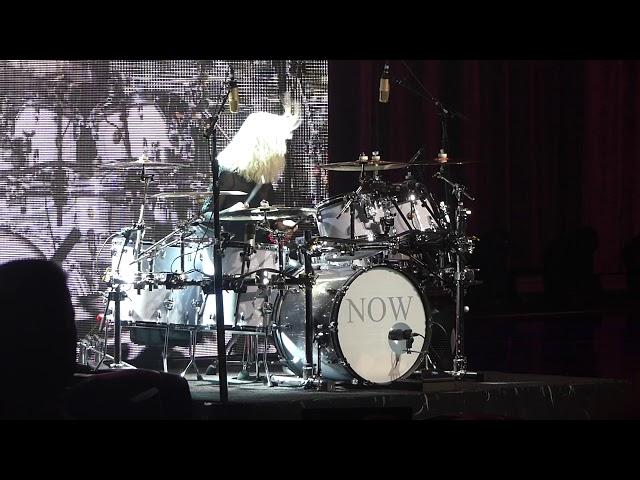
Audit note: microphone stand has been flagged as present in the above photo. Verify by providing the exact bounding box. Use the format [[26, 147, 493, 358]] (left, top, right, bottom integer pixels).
[[202, 88, 231, 403]]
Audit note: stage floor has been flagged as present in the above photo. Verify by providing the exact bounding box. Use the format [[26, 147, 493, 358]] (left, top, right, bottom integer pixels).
[[184, 370, 635, 420]]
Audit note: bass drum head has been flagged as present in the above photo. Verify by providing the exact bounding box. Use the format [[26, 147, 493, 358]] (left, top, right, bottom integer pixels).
[[337, 267, 430, 383], [274, 265, 431, 384]]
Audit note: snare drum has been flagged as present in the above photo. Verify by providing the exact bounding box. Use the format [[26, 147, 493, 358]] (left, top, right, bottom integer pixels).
[[273, 264, 431, 384]]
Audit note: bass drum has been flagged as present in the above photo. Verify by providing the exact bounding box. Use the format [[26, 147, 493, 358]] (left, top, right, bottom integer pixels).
[[273, 265, 431, 384]]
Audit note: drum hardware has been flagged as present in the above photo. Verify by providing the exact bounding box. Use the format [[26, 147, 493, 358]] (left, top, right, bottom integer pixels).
[[301, 230, 316, 383], [432, 169, 479, 379], [95, 227, 141, 371]]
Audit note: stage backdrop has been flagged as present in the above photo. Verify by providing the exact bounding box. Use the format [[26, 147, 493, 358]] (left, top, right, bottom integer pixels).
[[0, 60, 328, 361]]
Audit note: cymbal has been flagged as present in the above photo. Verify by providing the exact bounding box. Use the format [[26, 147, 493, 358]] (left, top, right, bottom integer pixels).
[[319, 161, 409, 172], [99, 158, 184, 170], [204, 206, 316, 223], [154, 190, 247, 200]]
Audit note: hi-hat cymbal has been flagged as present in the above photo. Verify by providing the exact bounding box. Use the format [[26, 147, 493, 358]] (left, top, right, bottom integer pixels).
[[319, 161, 409, 172], [154, 190, 247, 200], [100, 158, 184, 170], [203, 206, 316, 223]]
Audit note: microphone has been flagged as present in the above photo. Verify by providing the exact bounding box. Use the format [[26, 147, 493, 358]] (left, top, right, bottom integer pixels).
[[388, 328, 413, 341], [379, 63, 390, 103], [229, 67, 239, 114]]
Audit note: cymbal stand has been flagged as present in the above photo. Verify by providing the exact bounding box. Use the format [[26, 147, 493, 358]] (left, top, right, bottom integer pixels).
[[433, 169, 478, 379]]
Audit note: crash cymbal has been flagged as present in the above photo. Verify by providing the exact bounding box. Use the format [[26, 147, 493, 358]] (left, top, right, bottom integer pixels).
[[203, 206, 317, 223], [99, 158, 185, 170], [319, 161, 409, 172], [153, 190, 247, 200]]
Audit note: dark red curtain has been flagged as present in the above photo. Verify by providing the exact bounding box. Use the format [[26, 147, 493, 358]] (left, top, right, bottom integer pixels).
[[328, 60, 640, 276]]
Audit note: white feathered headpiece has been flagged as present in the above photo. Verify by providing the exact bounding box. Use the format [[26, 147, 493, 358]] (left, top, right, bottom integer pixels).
[[217, 92, 302, 184]]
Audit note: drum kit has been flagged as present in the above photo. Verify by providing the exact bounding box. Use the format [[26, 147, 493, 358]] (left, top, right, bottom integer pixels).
[[76, 61, 481, 397], [86, 146, 480, 392]]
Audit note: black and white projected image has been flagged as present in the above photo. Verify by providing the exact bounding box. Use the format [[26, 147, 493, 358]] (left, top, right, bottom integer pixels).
[[0, 60, 328, 361]]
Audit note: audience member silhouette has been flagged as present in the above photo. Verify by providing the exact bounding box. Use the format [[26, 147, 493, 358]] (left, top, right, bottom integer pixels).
[[0, 259, 77, 419], [0, 259, 192, 420]]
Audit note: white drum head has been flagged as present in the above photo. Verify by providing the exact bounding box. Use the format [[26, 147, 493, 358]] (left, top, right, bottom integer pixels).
[[336, 267, 428, 384]]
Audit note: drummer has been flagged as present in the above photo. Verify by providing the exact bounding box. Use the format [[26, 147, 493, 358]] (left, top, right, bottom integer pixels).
[[201, 93, 301, 242]]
